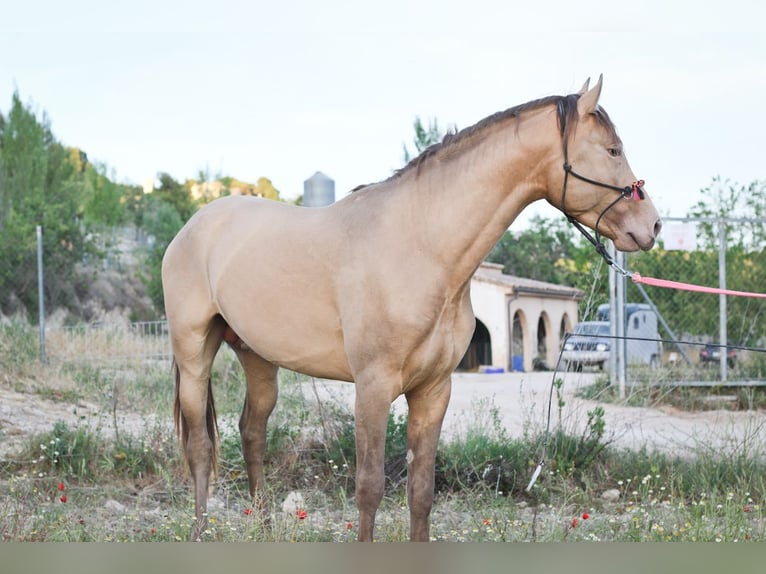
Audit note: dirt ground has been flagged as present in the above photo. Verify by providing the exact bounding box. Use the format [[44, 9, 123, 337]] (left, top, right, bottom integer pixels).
[[298, 371, 766, 458], [0, 385, 123, 458], [2, 371, 765, 459]]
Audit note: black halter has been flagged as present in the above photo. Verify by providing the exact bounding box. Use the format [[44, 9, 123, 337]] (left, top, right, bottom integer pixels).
[[557, 100, 646, 267]]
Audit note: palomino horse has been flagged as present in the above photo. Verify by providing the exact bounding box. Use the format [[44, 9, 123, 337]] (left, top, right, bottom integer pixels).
[[162, 76, 661, 542]]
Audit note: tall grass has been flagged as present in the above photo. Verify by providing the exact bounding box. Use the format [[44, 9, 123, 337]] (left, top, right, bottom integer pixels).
[[2, 318, 766, 541]]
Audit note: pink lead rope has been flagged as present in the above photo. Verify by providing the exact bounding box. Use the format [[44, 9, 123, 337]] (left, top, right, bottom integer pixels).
[[631, 272, 766, 299]]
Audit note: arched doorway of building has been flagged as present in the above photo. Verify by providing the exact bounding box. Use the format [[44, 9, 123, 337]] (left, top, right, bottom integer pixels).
[[511, 310, 525, 371], [457, 319, 492, 371], [560, 314, 573, 340], [535, 313, 550, 370]]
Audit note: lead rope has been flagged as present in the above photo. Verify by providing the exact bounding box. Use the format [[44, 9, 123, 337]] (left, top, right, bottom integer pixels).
[[526, 334, 570, 492], [526, 250, 643, 492], [527, 158, 644, 491], [529, 105, 647, 491]]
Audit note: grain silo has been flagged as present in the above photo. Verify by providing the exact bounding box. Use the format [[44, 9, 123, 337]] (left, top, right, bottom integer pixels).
[[303, 171, 335, 207]]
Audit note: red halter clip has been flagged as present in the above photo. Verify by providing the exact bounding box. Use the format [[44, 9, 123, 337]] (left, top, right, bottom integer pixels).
[[631, 180, 645, 201]]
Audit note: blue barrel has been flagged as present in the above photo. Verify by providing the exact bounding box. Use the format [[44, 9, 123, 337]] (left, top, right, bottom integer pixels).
[[512, 355, 524, 372]]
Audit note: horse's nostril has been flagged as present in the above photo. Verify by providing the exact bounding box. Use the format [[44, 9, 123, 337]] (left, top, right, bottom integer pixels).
[[654, 219, 663, 237]]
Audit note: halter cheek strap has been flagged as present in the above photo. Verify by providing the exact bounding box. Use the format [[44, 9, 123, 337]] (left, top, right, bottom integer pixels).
[[557, 97, 647, 268]]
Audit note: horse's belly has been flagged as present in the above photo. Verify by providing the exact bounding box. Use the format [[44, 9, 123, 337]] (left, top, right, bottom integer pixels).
[[227, 308, 353, 382], [263, 340, 353, 382]]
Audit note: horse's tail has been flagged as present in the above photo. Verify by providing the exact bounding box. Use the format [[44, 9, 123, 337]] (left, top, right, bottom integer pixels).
[[173, 358, 219, 476]]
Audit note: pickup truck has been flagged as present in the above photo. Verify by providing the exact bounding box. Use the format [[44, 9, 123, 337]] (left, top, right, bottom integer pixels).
[[561, 303, 662, 371]]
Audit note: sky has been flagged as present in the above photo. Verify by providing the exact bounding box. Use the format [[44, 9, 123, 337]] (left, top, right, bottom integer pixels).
[[2, 0, 765, 228]]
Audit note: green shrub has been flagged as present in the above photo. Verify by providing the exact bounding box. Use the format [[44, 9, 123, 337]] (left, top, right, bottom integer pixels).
[[11, 419, 180, 483], [27, 420, 102, 480]]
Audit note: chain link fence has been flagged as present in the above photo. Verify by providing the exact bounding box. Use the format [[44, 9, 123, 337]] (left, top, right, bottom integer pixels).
[[620, 216, 766, 383]]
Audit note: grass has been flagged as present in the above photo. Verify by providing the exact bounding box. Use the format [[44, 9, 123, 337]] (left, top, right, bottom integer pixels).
[[2, 318, 766, 541]]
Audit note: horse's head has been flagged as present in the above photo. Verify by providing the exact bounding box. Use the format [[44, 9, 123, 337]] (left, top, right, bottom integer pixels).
[[549, 75, 661, 252]]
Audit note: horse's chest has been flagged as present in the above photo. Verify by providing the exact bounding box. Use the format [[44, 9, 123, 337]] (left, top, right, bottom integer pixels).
[[404, 298, 475, 379]]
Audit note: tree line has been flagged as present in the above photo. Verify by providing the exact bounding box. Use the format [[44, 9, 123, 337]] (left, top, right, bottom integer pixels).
[[0, 91, 284, 319]]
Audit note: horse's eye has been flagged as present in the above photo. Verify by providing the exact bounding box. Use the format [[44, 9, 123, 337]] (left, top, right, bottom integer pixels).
[[607, 147, 622, 158]]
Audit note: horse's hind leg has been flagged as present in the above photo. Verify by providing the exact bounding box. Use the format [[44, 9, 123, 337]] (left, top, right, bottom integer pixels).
[[404, 377, 451, 542], [234, 349, 279, 515], [172, 320, 225, 541]]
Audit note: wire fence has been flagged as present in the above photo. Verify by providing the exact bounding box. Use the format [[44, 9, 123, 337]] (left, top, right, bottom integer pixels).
[[624, 217, 766, 374], [46, 321, 172, 365], [45, 320, 171, 367]]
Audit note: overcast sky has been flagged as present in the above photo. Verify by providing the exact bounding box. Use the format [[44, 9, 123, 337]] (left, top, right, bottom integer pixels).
[[2, 0, 764, 228]]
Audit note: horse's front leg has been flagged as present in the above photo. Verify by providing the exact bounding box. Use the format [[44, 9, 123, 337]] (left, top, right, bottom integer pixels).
[[404, 377, 451, 542], [353, 379, 394, 542]]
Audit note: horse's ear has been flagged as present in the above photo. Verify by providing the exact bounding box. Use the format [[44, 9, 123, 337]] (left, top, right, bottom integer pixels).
[[577, 78, 590, 95], [577, 74, 603, 116]]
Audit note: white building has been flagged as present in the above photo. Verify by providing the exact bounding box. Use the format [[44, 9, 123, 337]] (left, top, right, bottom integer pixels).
[[462, 262, 583, 372]]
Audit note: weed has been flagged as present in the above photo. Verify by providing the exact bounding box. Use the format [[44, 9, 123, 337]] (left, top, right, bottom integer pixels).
[[0, 321, 39, 370]]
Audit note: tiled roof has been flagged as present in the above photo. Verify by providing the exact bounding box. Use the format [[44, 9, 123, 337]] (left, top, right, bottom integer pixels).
[[472, 262, 583, 299]]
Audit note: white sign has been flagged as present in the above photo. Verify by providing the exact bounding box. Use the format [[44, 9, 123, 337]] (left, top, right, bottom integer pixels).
[[663, 223, 697, 251]]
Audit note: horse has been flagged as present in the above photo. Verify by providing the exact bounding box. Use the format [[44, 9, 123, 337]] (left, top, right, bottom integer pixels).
[[161, 75, 661, 542]]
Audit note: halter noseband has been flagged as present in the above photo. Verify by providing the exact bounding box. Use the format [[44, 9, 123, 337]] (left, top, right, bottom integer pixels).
[[558, 100, 646, 266]]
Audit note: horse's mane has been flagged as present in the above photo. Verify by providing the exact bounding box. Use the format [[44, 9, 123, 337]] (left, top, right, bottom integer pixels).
[[352, 92, 619, 192]]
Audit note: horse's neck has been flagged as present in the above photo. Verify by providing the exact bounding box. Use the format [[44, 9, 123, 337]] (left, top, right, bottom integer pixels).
[[404, 110, 556, 289]]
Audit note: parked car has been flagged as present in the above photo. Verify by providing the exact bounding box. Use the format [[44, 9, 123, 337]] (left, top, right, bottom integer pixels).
[[561, 321, 611, 371], [699, 344, 736, 368], [561, 303, 662, 371]]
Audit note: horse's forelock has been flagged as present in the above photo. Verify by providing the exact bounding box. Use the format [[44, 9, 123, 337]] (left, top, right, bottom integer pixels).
[[558, 93, 620, 158]]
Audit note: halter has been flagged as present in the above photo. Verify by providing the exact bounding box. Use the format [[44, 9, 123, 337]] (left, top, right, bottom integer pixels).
[[557, 100, 646, 269]]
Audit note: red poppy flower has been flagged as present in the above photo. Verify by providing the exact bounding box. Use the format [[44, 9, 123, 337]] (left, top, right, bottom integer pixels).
[[582, 513, 590, 520], [346, 521, 353, 530], [243, 508, 253, 516], [296, 509, 308, 520], [482, 519, 491, 526], [60, 495, 67, 503], [58, 482, 65, 491], [571, 517, 578, 528]]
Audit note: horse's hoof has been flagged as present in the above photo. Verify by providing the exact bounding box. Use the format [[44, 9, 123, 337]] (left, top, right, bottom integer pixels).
[[191, 517, 209, 542]]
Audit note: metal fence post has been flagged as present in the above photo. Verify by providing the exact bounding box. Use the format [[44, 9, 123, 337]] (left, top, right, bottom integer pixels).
[[718, 220, 727, 381], [36, 225, 47, 364], [609, 242, 626, 398]]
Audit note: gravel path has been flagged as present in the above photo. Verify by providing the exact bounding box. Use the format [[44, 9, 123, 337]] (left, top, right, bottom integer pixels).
[[299, 371, 766, 458], [3, 371, 764, 459]]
